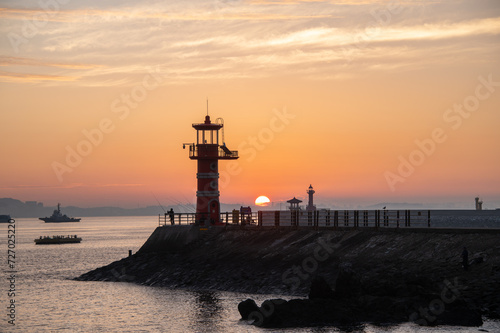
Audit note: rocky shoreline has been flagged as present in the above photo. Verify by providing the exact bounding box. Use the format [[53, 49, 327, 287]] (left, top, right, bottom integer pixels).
[[238, 274, 484, 328], [76, 226, 500, 328]]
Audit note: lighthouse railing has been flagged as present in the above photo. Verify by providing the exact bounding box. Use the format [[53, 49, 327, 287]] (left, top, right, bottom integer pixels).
[[218, 148, 238, 158], [188, 146, 238, 159]]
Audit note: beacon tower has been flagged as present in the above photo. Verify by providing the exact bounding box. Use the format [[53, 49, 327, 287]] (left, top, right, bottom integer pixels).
[[306, 184, 316, 211], [475, 197, 483, 211], [184, 115, 238, 225]]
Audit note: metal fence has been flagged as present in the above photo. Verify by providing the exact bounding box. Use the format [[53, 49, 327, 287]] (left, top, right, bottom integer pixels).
[[159, 209, 431, 228], [257, 209, 430, 228], [159, 213, 197, 226]]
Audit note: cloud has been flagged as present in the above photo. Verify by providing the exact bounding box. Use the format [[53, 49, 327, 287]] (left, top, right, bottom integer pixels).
[[158, 17, 500, 79], [0, 56, 102, 69], [0, 70, 78, 83], [1, 2, 498, 85], [0, 6, 332, 22], [245, 0, 438, 5], [0, 183, 143, 190], [246, 0, 341, 4]]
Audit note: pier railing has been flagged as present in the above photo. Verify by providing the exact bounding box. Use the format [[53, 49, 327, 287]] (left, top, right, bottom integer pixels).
[[158, 212, 259, 226], [159, 213, 197, 226], [159, 209, 431, 229]]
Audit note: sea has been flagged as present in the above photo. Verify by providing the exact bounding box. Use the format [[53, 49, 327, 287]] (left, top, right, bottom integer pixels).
[[1, 216, 500, 333]]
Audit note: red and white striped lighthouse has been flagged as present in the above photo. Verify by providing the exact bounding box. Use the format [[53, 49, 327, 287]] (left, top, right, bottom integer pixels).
[[184, 114, 238, 225]]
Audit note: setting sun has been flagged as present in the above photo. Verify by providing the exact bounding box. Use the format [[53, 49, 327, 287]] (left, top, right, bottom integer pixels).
[[255, 196, 271, 207]]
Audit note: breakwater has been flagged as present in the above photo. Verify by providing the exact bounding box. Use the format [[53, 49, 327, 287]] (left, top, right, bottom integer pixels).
[[77, 225, 500, 327]]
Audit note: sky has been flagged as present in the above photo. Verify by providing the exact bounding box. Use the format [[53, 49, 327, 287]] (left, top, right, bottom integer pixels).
[[0, 0, 499, 209]]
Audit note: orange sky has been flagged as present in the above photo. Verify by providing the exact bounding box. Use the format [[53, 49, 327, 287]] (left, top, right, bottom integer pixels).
[[1, 1, 499, 209]]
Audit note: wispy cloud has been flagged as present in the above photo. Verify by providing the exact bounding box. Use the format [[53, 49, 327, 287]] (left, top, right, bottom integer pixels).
[[0, 56, 102, 69], [246, 0, 434, 4], [0, 183, 143, 190], [247, 0, 328, 4], [158, 17, 500, 79], [0, 6, 332, 22], [0, 70, 78, 83], [1, 2, 498, 85], [238, 17, 500, 49]]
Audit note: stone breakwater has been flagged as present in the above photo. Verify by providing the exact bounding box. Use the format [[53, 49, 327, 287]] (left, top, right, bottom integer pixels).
[[77, 226, 500, 327]]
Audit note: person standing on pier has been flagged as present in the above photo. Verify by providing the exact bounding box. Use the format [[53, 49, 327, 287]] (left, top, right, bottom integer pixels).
[[461, 246, 469, 271], [168, 208, 175, 225]]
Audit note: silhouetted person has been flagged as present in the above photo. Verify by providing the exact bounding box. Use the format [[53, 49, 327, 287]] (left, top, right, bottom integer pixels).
[[462, 247, 469, 271], [168, 208, 174, 225], [199, 214, 207, 226]]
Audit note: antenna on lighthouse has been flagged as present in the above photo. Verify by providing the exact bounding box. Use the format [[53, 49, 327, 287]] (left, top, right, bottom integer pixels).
[[206, 98, 209, 116]]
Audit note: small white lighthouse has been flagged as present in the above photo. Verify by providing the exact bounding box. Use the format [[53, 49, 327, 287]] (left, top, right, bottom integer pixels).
[[306, 184, 316, 211]]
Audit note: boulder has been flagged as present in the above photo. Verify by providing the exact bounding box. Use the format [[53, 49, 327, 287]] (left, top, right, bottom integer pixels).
[[237, 299, 259, 320]]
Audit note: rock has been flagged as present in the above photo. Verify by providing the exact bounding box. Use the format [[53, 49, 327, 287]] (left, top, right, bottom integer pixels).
[[238, 299, 259, 320], [257, 299, 290, 327], [240, 270, 487, 329], [308, 276, 335, 300]]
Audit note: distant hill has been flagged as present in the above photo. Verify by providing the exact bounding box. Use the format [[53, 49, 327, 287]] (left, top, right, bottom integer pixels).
[[0, 198, 46, 217]]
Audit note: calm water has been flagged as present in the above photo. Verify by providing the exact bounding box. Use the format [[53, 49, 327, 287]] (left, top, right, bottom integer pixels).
[[1, 217, 499, 332]]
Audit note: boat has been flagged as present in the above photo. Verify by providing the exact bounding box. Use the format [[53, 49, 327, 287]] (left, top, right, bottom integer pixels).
[[39, 203, 81, 223], [0, 215, 13, 223], [34, 235, 82, 245]]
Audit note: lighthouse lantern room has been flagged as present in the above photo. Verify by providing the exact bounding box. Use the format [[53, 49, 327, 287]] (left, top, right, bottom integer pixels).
[[184, 114, 238, 225]]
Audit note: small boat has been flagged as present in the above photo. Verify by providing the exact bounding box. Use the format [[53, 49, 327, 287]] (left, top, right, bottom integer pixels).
[[0, 215, 13, 223], [39, 203, 81, 223], [34, 235, 82, 245]]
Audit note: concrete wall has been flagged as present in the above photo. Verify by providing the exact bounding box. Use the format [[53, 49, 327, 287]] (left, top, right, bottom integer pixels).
[[138, 225, 202, 253]]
